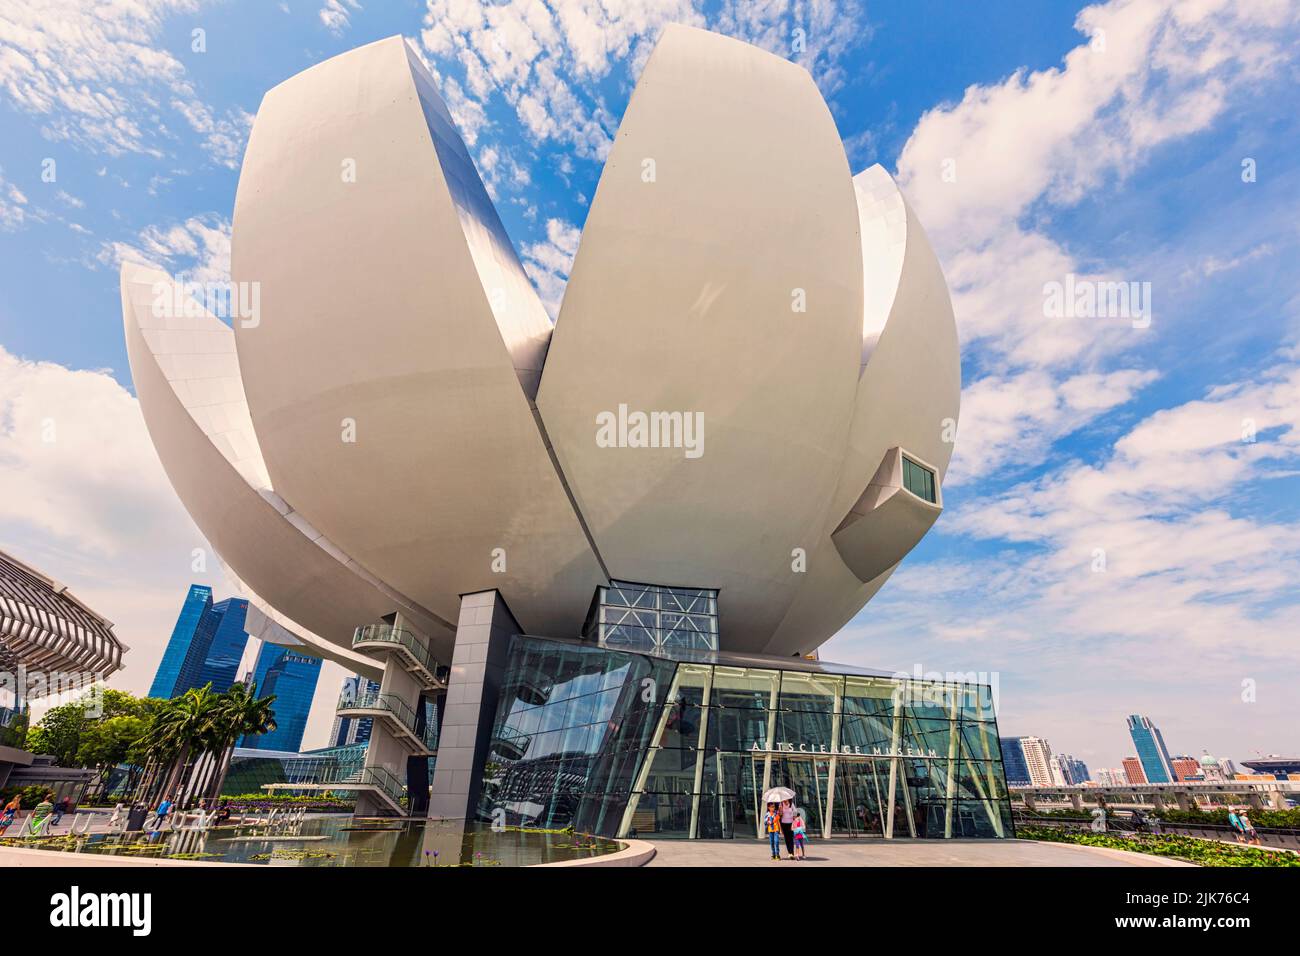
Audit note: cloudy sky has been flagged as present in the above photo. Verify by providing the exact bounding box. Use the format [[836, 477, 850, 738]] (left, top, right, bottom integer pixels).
[[0, 0, 1296, 769]]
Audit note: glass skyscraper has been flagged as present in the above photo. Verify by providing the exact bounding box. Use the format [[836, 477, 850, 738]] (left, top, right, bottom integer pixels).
[[240, 644, 322, 752], [148, 586, 250, 699], [1127, 714, 1174, 784], [999, 736, 1031, 787]]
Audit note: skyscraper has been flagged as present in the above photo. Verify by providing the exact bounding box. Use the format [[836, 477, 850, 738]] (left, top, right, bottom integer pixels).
[[1127, 714, 1174, 784], [1000, 737, 1032, 786], [240, 643, 322, 752], [149, 586, 250, 699]]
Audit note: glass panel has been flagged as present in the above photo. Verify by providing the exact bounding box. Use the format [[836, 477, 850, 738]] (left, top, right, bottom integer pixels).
[[778, 671, 841, 713], [842, 675, 897, 716], [831, 759, 890, 837]]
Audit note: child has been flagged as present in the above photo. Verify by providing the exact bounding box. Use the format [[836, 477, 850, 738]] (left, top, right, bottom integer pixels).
[[763, 802, 781, 859], [792, 810, 807, 860]]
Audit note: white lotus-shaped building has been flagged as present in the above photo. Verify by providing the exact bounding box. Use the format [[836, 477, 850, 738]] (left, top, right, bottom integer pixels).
[[123, 26, 964, 825]]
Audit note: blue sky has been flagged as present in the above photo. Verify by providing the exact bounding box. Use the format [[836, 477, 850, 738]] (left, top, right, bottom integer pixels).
[[0, 0, 1297, 769]]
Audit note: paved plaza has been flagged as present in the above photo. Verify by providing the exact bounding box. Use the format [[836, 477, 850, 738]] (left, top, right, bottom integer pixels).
[[645, 838, 1189, 867]]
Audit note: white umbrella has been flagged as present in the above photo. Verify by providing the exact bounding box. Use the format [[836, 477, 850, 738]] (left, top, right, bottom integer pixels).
[[763, 787, 796, 804]]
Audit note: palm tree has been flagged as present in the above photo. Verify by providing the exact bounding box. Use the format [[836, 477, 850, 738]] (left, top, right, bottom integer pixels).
[[205, 683, 277, 802], [147, 685, 219, 804]]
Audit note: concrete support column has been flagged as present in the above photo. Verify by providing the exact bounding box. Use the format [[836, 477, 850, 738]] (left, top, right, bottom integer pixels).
[[1247, 791, 1265, 810], [1069, 792, 1083, 811], [427, 590, 518, 821], [1176, 791, 1193, 812], [1270, 790, 1288, 810], [1151, 793, 1167, 812]]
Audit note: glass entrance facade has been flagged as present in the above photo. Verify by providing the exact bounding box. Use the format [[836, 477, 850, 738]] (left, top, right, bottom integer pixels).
[[477, 635, 1012, 840]]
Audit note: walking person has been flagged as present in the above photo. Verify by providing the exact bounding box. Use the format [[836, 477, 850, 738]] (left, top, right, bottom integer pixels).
[[0, 795, 19, 835], [763, 802, 782, 860], [780, 799, 796, 859], [50, 794, 66, 827], [152, 794, 174, 831], [1238, 809, 1260, 846], [28, 792, 55, 835], [792, 809, 808, 860]]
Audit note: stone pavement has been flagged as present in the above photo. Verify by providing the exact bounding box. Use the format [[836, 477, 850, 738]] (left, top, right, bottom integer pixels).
[[644, 837, 1189, 867]]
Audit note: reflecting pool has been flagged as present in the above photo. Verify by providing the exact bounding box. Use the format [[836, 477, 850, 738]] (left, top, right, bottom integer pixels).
[[0, 816, 623, 867]]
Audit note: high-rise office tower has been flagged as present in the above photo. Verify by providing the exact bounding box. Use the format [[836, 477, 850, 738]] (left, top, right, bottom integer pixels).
[[239, 644, 322, 752], [1127, 714, 1174, 784], [149, 586, 250, 699]]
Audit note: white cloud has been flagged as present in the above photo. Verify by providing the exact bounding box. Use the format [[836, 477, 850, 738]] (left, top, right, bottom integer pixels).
[[0, 344, 228, 699], [319, 0, 361, 36], [0, 0, 252, 166], [521, 217, 581, 318], [893, 0, 1300, 484], [419, 1, 867, 163], [948, 367, 1159, 484], [97, 213, 232, 287], [0, 169, 29, 231]]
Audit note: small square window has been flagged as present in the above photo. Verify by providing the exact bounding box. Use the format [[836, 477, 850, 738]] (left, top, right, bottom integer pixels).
[[902, 455, 937, 503]]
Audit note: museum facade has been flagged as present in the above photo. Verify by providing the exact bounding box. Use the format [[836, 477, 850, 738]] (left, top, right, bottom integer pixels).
[[122, 26, 1005, 839]]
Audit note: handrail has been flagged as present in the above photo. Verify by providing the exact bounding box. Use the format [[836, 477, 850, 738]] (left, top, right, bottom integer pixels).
[[352, 623, 442, 681], [336, 687, 437, 752]]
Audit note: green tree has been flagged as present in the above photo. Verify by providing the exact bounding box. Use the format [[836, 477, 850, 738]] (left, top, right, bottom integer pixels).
[[24, 699, 89, 766], [76, 714, 147, 797]]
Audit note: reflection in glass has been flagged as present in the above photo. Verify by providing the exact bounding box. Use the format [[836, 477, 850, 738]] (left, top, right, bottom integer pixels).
[[477, 635, 1011, 842]]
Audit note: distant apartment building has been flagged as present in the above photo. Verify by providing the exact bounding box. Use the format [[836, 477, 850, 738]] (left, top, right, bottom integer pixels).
[[1170, 755, 1203, 781], [149, 585, 250, 698], [1020, 736, 1056, 787], [1127, 714, 1175, 784], [1095, 767, 1128, 787], [1122, 756, 1148, 785], [1053, 754, 1090, 785]]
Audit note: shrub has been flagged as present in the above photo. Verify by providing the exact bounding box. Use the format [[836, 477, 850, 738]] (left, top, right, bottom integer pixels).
[[1018, 825, 1300, 867]]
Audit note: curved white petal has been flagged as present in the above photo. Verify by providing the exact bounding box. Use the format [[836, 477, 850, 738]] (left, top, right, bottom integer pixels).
[[230, 36, 604, 636], [766, 168, 960, 654], [536, 24, 863, 650], [121, 261, 451, 657]]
